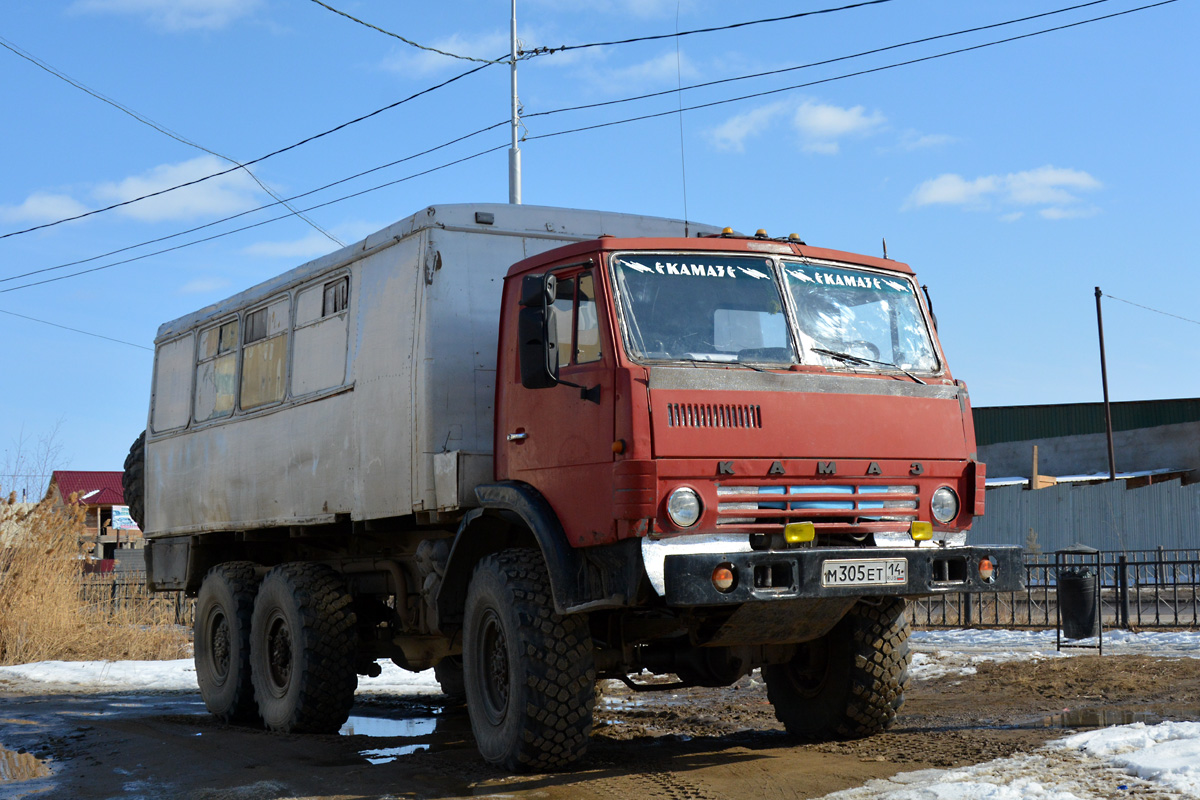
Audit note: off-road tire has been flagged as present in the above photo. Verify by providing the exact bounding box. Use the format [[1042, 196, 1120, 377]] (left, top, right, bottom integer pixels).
[[195, 562, 261, 722], [121, 431, 145, 530], [463, 548, 596, 771], [764, 597, 910, 739], [434, 655, 466, 702], [250, 563, 358, 734]]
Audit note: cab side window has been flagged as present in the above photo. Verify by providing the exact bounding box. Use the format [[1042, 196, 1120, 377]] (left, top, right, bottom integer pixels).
[[548, 270, 603, 368]]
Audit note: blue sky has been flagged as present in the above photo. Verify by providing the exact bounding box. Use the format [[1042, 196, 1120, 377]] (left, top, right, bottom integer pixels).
[[1, 0, 1196, 484]]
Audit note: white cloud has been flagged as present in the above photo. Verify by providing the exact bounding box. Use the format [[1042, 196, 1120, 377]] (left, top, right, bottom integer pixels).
[[1006, 166, 1101, 206], [802, 140, 841, 155], [707, 100, 791, 152], [243, 222, 383, 260], [1040, 206, 1101, 220], [896, 130, 957, 151], [69, 0, 262, 31], [907, 174, 999, 208], [707, 97, 886, 156], [793, 100, 885, 141], [905, 165, 1102, 219], [178, 277, 231, 295], [606, 51, 697, 86], [93, 156, 263, 222], [0, 192, 90, 224], [1000, 211, 1025, 223], [381, 31, 511, 75], [524, 0, 694, 18]]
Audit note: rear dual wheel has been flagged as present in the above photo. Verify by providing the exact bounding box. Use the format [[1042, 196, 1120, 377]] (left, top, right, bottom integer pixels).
[[250, 563, 359, 734], [195, 562, 260, 722]]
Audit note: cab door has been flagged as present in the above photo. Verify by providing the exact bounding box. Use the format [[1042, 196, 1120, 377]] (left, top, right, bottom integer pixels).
[[499, 268, 617, 547]]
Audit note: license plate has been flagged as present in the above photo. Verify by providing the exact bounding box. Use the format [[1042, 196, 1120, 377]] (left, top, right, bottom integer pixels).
[[821, 558, 907, 587]]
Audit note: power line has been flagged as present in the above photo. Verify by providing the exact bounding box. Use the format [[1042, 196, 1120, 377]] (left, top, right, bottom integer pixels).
[[524, 0, 1118, 121], [309, 0, 509, 64], [0, 142, 510, 294], [0, 0, 1129, 287], [0, 35, 343, 247], [525, 0, 897, 57], [0, 120, 508, 286], [1104, 294, 1200, 327], [0, 307, 152, 351], [524, 1, 1179, 145], [0, 61, 493, 241], [0, 0, 1176, 294]]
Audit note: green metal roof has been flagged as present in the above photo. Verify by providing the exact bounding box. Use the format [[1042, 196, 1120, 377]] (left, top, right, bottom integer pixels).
[[974, 398, 1200, 446]]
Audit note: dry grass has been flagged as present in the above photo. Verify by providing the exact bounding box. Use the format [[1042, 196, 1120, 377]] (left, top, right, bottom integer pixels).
[[0, 490, 190, 665]]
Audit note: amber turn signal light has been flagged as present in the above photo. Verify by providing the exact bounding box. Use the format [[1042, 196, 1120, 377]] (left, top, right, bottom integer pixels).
[[979, 557, 995, 583], [910, 521, 933, 541], [712, 564, 736, 593]]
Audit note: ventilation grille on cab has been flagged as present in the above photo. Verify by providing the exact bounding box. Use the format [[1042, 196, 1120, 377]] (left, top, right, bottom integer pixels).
[[666, 403, 762, 429]]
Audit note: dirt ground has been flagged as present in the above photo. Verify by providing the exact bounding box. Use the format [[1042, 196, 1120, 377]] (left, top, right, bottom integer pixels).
[[2, 652, 1199, 800]]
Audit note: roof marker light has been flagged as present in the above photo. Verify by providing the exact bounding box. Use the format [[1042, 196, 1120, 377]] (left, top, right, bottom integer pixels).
[[755, 229, 769, 239]]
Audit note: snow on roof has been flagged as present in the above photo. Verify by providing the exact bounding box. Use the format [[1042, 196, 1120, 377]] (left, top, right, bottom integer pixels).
[[986, 467, 1191, 488], [50, 471, 124, 506]]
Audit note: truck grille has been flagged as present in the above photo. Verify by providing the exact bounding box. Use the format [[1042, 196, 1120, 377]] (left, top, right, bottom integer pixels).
[[666, 403, 762, 429], [716, 483, 918, 528]]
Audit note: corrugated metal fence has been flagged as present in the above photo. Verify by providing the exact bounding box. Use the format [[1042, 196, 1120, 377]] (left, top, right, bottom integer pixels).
[[970, 478, 1200, 553]]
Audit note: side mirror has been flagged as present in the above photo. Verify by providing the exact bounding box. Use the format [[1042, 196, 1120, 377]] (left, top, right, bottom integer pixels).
[[518, 274, 560, 389]]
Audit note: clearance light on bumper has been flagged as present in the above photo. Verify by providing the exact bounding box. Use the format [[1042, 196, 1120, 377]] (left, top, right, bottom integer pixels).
[[979, 557, 996, 583], [784, 522, 815, 544], [910, 521, 933, 541], [712, 564, 737, 592]]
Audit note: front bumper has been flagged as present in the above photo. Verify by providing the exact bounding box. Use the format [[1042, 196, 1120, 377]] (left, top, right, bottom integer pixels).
[[662, 545, 1024, 607]]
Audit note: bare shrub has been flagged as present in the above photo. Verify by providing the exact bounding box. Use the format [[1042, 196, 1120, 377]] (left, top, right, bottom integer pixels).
[[0, 490, 190, 665]]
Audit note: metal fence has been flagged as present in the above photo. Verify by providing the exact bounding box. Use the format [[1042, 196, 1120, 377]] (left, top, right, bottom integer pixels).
[[79, 571, 193, 626], [912, 548, 1200, 629]]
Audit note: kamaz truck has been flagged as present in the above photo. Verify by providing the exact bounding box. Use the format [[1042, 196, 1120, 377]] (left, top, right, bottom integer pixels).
[[125, 203, 1022, 771]]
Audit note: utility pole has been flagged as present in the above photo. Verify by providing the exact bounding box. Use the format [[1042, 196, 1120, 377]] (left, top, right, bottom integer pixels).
[[1095, 286, 1117, 481], [508, 0, 521, 204]]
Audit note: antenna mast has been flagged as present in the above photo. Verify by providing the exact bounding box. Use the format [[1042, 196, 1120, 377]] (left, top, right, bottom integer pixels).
[[508, 0, 522, 204]]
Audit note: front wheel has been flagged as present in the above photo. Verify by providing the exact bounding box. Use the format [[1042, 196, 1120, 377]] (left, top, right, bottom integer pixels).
[[195, 562, 260, 722], [463, 549, 596, 771], [764, 597, 911, 739], [250, 563, 358, 734]]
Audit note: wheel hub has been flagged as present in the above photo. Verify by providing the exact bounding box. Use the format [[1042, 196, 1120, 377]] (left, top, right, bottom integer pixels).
[[210, 614, 231, 681], [479, 609, 510, 725], [266, 615, 293, 695]]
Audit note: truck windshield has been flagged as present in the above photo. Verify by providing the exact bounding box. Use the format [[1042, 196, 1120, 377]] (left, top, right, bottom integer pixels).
[[612, 254, 796, 364], [783, 261, 939, 373]]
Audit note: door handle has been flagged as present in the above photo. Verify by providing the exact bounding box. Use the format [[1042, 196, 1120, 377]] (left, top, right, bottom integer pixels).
[[506, 432, 528, 442]]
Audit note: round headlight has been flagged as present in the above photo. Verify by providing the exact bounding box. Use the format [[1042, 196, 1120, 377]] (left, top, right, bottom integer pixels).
[[931, 487, 959, 524], [667, 487, 702, 528]]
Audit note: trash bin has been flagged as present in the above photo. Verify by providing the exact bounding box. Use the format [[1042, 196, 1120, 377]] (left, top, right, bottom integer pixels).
[[1058, 568, 1098, 639]]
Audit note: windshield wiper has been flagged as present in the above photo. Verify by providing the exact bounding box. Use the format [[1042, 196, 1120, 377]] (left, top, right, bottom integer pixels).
[[810, 348, 927, 385]]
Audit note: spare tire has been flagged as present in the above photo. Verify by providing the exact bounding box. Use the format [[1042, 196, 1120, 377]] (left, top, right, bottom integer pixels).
[[121, 430, 146, 530]]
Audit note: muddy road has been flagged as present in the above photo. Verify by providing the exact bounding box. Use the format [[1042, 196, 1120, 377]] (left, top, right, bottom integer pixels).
[[3, 651, 1200, 800]]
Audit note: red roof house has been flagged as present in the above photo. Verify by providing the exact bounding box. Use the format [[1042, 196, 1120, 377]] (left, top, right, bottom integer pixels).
[[46, 470, 141, 558]]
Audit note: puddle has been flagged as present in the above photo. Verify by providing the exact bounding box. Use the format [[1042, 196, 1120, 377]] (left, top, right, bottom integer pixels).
[[1040, 708, 1163, 729], [339, 715, 439, 764], [0, 746, 51, 783]]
